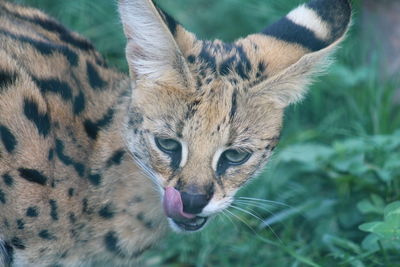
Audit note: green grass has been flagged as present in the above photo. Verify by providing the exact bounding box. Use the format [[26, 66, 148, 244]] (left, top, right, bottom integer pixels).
[[15, 0, 400, 265]]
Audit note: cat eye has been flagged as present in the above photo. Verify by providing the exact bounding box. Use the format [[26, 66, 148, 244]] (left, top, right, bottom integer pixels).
[[155, 137, 182, 169], [222, 149, 251, 165], [155, 138, 181, 153], [216, 149, 252, 176]]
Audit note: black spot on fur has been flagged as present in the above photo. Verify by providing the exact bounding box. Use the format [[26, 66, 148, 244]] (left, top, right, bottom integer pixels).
[[265, 136, 280, 151], [16, 219, 25, 230], [262, 17, 327, 52], [199, 42, 217, 72], [32, 16, 94, 51], [73, 91, 86, 115], [175, 121, 184, 139], [98, 203, 115, 219], [33, 77, 73, 101], [229, 78, 238, 85], [1, 6, 94, 52], [0, 70, 17, 90], [60, 251, 68, 258], [2, 173, 13, 187], [55, 139, 85, 177], [88, 173, 101, 186], [258, 61, 266, 73], [136, 212, 154, 229], [4, 242, 14, 265], [23, 98, 51, 137], [38, 229, 56, 240], [187, 55, 196, 64], [104, 231, 120, 253], [229, 90, 238, 119], [26, 206, 39, 217], [0, 30, 78, 66], [128, 107, 143, 127], [219, 56, 236, 76], [0, 189, 5, 204], [0, 125, 17, 153], [68, 188, 75, 197], [49, 199, 58, 221], [106, 150, 125, 168], [84, 108, 114, 139], [235, 46, 252, 80], [185, 100, 201, 120], [82, 198, 89, 214], [256, 61, 267, 79], [196, 77, 202, 89], [11, 237, 25, 250], [18, 168, 48, 185], [68, 212, 76, 224], [132, 196, 143, 203], [136, 212, 145, 221], [86, 61, 106, 90], [265, 144, 274, 151], [48, 148, 54, 161]]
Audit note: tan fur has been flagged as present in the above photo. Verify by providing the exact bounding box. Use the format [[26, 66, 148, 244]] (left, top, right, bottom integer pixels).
[[0, 0, 350, 265]]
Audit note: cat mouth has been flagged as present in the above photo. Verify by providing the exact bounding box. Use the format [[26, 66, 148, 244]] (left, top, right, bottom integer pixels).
[[163, 187, 209, 231], [171, 216, 208, 231]]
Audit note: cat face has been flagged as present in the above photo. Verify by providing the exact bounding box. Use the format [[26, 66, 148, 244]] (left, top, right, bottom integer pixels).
[[119, 0, 351, 231], [124, 77, 282, 231]]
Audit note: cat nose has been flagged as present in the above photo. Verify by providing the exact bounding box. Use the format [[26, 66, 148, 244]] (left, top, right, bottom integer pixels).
[[180, 192, 210, 214]]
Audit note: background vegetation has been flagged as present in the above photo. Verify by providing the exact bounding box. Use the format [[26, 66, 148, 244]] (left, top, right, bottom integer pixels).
[[16, 0, 400, 266]]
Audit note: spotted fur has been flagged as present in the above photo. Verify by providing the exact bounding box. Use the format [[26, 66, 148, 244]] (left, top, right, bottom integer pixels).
[[0, 0, 351, 265]]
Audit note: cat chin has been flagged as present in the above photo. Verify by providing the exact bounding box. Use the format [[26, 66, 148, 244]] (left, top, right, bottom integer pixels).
[[167, 217, 210, 233]]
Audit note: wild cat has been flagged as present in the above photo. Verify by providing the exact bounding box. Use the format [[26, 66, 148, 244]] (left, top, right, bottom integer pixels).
[[0, 0, 351, 265]]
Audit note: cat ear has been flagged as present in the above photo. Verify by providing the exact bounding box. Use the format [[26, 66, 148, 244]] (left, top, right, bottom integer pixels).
[[240, 0, 351, 107], [118, 0, 194, 88]]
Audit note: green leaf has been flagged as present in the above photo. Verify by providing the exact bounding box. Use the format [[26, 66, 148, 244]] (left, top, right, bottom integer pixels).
[[359, 222, 384, 234], [361, 233, 400, 252], [361, 234, 380, 252], [357, 195, 385, 215], [323, 234, 362, 254], [359, 202, 400, 241], [384, 201, 400, 221]]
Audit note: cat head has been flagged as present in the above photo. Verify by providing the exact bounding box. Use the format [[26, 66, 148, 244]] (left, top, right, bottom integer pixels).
[[119, 0, 351, 232]]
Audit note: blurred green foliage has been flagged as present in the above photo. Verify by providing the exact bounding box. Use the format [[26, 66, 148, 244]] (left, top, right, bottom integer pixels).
[[15, 0, 400, 265]]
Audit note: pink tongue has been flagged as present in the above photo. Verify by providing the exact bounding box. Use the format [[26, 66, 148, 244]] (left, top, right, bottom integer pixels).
[[163, 187, 196, 221]]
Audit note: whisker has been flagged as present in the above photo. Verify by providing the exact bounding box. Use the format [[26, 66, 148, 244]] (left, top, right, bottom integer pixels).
[[237, 197, 291, 208], [230, 204, 264, 222], [224, 208, 282, 246], [224, 209, 258, 234], [234, 199, 277, 208], [122, 138, 164, 192], [220, 210, 239, 231], [234, 200, 277, 216], [230, 204, 282, 244]]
